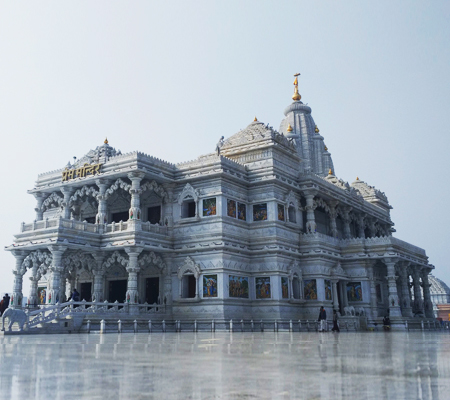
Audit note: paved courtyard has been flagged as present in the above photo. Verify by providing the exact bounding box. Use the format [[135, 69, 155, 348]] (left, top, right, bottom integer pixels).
[[1, 331, 449, 399]]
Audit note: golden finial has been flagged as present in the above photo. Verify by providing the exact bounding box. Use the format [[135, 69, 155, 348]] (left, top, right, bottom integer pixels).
[[328, 169, 333, 175], [315, 125, 319, 134], [356, 176, 359, 181], [292, 73, 301, 101], [324, 145, 328, 151], [254, 116, 258, 122], [104, 137, 109, 144], [287, 124, 293, 132]]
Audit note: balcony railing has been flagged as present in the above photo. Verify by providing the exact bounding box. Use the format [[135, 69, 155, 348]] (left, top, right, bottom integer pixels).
[[20, 217, 168, 236]]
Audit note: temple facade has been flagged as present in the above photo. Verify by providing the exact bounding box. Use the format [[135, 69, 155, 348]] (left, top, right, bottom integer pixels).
[[5, 75, 435, 328]]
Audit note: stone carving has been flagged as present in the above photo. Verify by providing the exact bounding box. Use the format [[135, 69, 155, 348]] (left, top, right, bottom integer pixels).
[[69, 186, 99, 206], [70, 141, 121, 168], [63, 251, 96, 275], [104, 179, 131, 200], [140, 180, 168, 203], [177, 257, 201, 279], [41, 192, 64, 212], [215, 136, 225, 155], [138, 251, 166, 273], [1, 308, 27, 331], [344, 306, 355, 316], [177, 183, 199, 205], [102, 251, 129, 270], [20, 250, 52, 276]]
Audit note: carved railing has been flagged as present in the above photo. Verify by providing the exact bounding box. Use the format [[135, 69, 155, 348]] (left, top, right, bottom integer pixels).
[[104, 221, 128, 233], [21, 218, 100, 233], [25, 300, 165, 329], [300, 233, 427, 257], [141, 221, 168, 235]]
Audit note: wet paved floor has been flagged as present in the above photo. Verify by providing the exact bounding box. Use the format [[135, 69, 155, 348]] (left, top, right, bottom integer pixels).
[[1, 331, 449, 399]]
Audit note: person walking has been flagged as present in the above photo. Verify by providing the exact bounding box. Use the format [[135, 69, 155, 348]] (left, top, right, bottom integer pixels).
[[318, 306, 327, 332], [332, 309, 340, 332], [4, 293, 10, 309], [0, 296, 5, 316]]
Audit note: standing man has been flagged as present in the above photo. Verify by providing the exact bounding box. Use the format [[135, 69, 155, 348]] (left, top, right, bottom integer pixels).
[[318, 306, 327, 332], [4, 293, 10, 310]]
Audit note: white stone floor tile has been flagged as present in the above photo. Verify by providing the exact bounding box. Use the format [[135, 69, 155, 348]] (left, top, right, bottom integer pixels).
[[1, 331, 449, 399]]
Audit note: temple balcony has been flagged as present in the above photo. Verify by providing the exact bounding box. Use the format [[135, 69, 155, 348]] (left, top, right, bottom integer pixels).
[[299, 232, 428, 265], [11, 217, 170, 249]]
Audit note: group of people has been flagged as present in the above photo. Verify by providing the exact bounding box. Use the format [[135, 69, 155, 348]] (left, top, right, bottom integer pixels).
[[0, 293, 11, 316], [318, 306, 340, 332]]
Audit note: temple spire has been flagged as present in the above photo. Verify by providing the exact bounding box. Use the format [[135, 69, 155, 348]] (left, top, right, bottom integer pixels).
[[292, 73, 301, 101]]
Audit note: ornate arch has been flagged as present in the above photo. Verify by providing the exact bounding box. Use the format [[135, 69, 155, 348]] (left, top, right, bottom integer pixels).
[[21, 250, 53, 276], [63, 251, 96, 276], [288, 260, 302, 280], [331, 262, 347, 280], [177, 183, 199, 205], [141, 181, 168, 203], [104, 178, 131, 200], [69, 186, 99, 206], [285, 190, 299, 208], [313, 197, 331, 213], [102, 251, 129, 270], [41, 192, 64, 212], [139, 251, 167, 272], [177, 256, 200, 279]]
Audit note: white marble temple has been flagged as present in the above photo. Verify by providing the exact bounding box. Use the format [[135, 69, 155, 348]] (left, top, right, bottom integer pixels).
[[0, 331, 449, 399]]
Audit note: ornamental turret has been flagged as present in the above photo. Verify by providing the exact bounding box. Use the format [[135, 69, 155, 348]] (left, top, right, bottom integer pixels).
[[280, 73, 334, 177]]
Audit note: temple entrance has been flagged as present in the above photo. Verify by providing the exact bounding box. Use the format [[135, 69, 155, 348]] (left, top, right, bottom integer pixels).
[[80, 282, 92, 301], [145, 277, 159, 304], [108, 280, 127, 303]]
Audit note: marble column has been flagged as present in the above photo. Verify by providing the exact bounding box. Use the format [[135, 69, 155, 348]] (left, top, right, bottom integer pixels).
[[34, 193, 46, 221], [125, 247, 143, 313], [411, 267, 424, 316], [95, 179, 110, 226], [10, 250, 28, 309], [367, 219, 376, 238], [341, 281, 349, 308], [28, 274, 39, 307], [128, 172, 145, 230], [341, 208, 352, 239], [47, 246, 66, 305], [421, 269, 434, 318], [92, 253, 105, 302], [329, 202, 338, 238], [398, 264, 413, 317], [59, 274, 67, 303], [61, 188, 74, 219], [331, 280, 339, 312], [367, 266, 378, 319], [357, 214, 366, 238], [385, 259, 401, 317], [162, 185, 174, 227], [304, 193, 316, 233]]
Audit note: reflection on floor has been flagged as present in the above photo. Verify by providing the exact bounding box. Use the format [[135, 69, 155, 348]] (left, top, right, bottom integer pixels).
[[1, 331, 449, 399]]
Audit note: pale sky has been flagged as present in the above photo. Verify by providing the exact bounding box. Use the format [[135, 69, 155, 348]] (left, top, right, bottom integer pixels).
[[1, 1, 449, 296]]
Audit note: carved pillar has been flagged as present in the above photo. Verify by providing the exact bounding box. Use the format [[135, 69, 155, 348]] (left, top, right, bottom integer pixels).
[[411, 267, 424, 316], [34, 193, 46, 221], [385, 259, 401, 317], [47, 246, 67, 305], [421, 268, 434, 318], [398, 264, 413, 317], [61, 188, 74, 219], [358, 214, 366, 238], [125, 247, 143, 312], [288, 276, 294, 299], [304, 193, 316, 233], [92, 253, 105, 302], [329, 202, 338, 238], [163, 185, 174, 227], [59, 274, 67, 303], [96, 179, 110, 226], [10, 251, 28, 309], [341, 207, 352, 239], [28, 274, 39, 307], [341, 281, 349, 307], [331, 280, 339, 312], [128, 172, 145, 228], [367, 265, 378, 319], [366, 218, 376, 238]]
